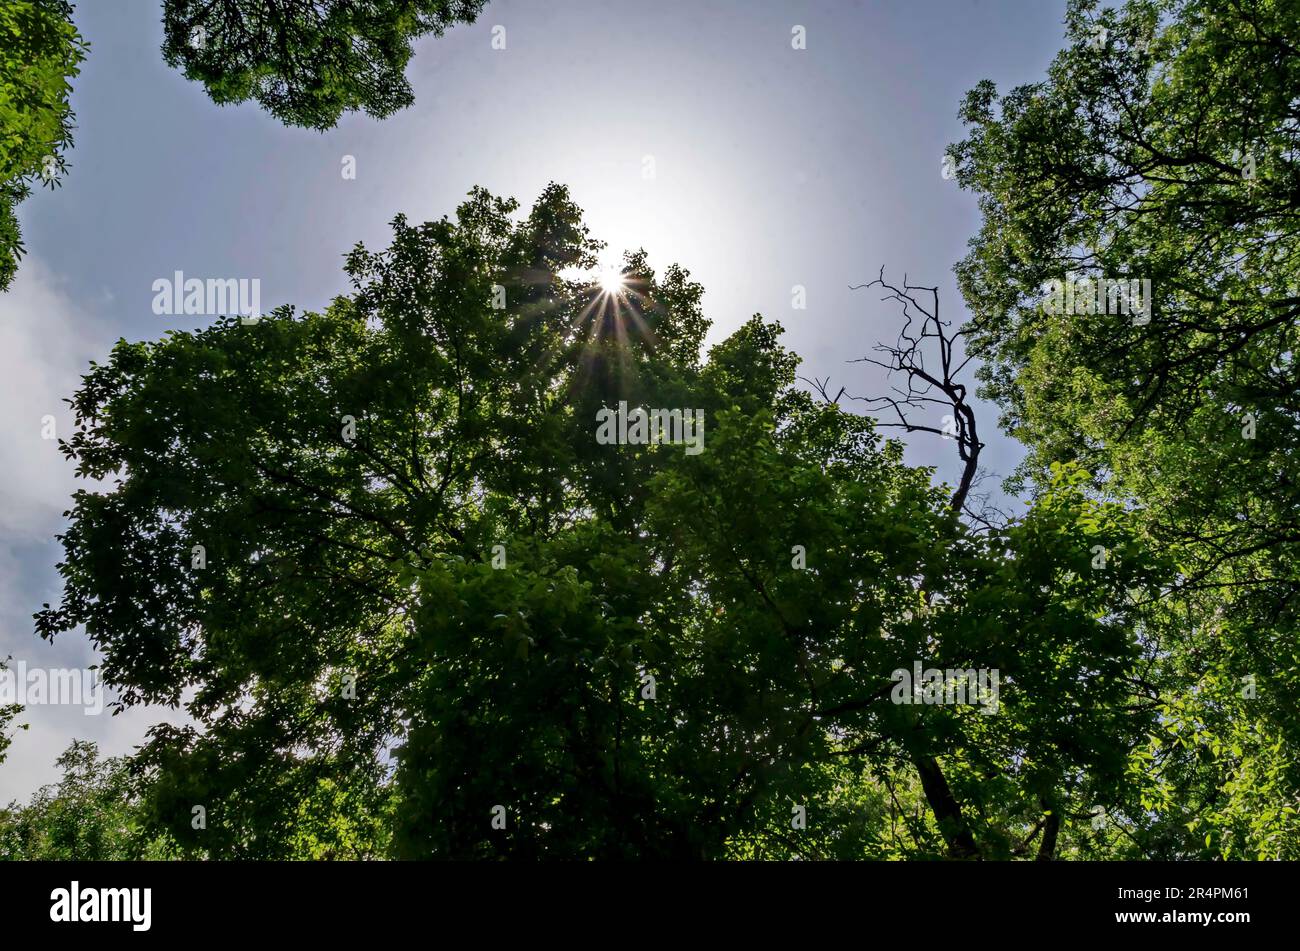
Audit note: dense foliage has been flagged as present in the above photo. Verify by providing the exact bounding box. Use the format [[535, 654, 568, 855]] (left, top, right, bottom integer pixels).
[[950, 0, 1300, 856], [0, 741, 173, 859], [20, 183, 1168, 859], [0, 0, 85, 290], [5, 0, 1295, 861], [161, 0, 488, 130]]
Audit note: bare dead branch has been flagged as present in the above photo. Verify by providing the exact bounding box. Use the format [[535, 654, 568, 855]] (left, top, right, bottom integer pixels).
[[843, 268, 987, 517]]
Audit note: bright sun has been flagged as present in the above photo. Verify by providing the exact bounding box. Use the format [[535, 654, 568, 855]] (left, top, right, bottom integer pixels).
[[599, 267, 625, 295]]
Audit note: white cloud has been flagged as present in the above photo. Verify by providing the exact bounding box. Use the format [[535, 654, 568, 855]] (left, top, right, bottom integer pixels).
[[0, 258, 188, 806], [0, 257, 100, 540]]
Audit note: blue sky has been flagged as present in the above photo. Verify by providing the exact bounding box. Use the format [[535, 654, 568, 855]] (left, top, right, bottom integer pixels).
[[0, 0, 1070, 801]]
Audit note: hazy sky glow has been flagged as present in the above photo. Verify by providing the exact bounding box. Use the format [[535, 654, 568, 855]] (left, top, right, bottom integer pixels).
[[0, 0, 1071, 801]]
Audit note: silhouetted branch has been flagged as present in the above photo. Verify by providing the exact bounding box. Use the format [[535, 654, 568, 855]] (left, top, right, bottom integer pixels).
[[842, 267, 987, 518]]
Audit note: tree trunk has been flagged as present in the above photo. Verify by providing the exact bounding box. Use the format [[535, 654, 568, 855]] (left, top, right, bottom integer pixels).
[[912, 752, 981, 858]]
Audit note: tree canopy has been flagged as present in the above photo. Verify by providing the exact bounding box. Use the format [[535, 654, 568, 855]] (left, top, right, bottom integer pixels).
[[9, 0, 1298, 861], [160, 0, 488, 130], [0, 740, 173, 860], [30, 183, 1174, 859], [951, 0, 1300, 856], [0, 0, 85, 290]]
